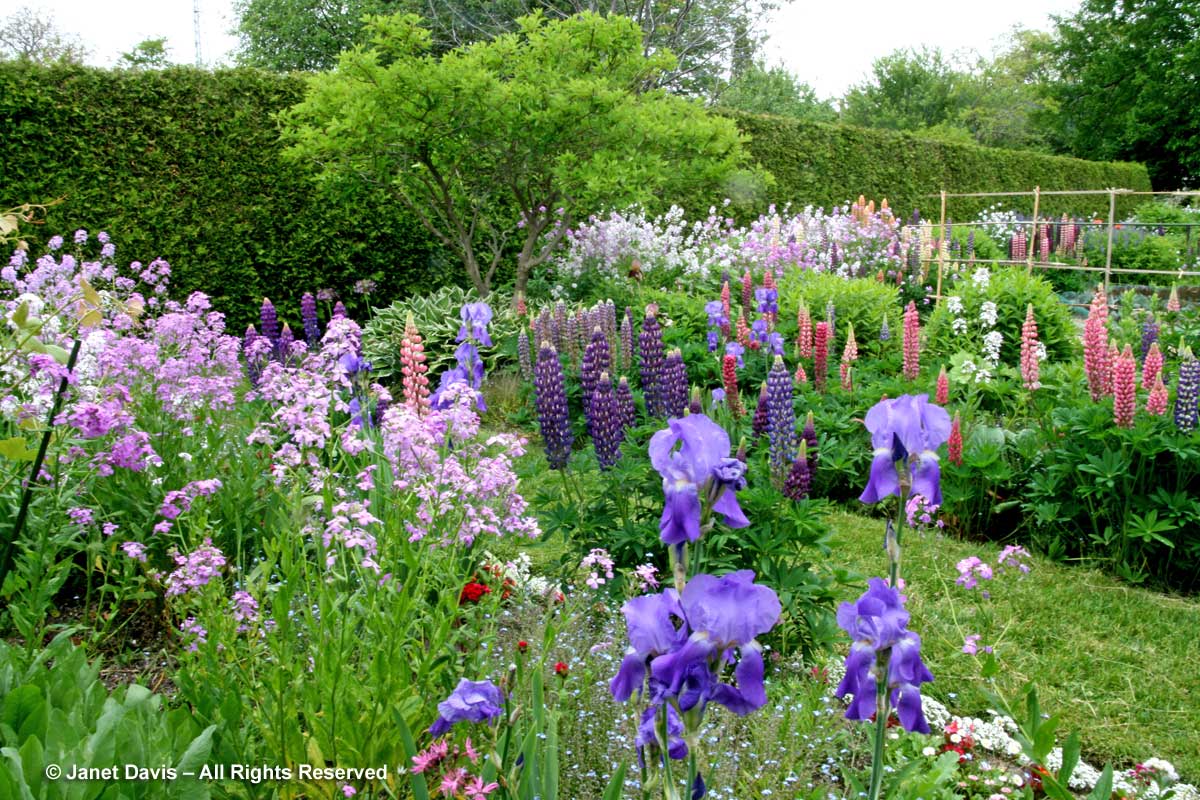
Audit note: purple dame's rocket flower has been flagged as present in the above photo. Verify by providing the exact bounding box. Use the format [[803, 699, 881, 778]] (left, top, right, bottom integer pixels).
[[835, 578, 933, 733], [458, 302, 494, 346], [649, 414, 749, 544], [859, 394, 951, 506], [428, 679, 504, 736]]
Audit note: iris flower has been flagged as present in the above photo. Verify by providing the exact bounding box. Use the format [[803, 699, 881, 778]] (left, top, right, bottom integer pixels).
[[649, 415, 748, 544], [859, 394, 951, 506], [428, 679, 504, 736], [458, 302, 493, 346], [835, 578, 933, 733]]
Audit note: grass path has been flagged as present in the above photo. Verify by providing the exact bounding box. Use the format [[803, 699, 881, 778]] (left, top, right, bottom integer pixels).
[[825, 509, 1200, 780]]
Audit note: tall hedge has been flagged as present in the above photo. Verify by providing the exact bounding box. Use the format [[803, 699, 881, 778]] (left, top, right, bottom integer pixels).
[[1, 65, 1153, 327], [0, 63, 447, 330], [724, 112, 1153, 220]]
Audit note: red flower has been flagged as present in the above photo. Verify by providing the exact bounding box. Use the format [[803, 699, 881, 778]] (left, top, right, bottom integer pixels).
[[554, 661, 569, 677], [517, 640, 528, 654], [459, 582, 491, 604]]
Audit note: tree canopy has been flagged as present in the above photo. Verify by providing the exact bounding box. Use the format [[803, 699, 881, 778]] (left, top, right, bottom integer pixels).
[[0, 6, 86, 64], [280, 12, 753, 296]]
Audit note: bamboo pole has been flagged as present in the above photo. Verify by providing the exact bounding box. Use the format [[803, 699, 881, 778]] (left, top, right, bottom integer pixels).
[[1028, 185, 1040, 275], [935, 189, 947, 304], [1104, 188, 1117, 295]]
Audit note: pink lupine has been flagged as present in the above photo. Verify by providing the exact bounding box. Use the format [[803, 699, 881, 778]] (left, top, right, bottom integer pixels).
[[1146, 372, 1169, 416], [794, 362, 807, 385], [720, 280, 732, 337], [735, 312, 751, 349], [741, 269, 753, 311], [935, 365, 949, 405], [839, 323, 858, 390], [1113, 344, 1136, 428], [1142, 341, 1163, 388], [813, 321, 830, 392], [1020, 304, 1040, 391], [1105, 342, 1119, 398], [902, 301, 920, 381], [1168, 284, 1181, 313], [948, 412, 963, 467], [1082, 286, 1109, 401], [400, 312, 431, 415], [797, 305, 813, 358]]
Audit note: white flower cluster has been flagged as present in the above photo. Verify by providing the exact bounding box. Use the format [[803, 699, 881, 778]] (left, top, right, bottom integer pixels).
[[974, 204, 1025, 242], [979, 300, 998, 328], [477, 550, 559, 599], [983, 330, 1004, 365], [972, 267, 992, 290]]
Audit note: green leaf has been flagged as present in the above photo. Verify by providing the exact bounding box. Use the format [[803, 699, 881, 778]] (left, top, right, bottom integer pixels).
[[0, 437, 37, 462], [602, 762, 628, 800]]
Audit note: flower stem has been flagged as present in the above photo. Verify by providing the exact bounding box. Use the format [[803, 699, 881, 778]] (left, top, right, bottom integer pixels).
[[866, 668, 890, 800]]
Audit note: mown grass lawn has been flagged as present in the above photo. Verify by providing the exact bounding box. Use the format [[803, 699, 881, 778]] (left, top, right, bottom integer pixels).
[[826, 509, 1200, 780]]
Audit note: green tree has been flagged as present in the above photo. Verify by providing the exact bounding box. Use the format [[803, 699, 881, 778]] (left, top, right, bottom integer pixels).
[[280, 12, 753, 296], [840, 47, 969, 133], [716, 62, 836, 121], [0, 6, 86, 64], [119, 37, 170, 69], [957, 29, 1059, 152], [1048, 0, 1200, 188], [235, 0, 775, 96]]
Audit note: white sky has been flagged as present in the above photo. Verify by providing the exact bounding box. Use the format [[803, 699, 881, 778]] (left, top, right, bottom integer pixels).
[[12, 0, 1083, 98]]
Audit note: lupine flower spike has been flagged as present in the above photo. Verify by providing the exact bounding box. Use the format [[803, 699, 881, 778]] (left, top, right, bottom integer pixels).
[[1083, 285, 1109, 401], [935, 365, 949, 405], [766, 355, 797, 477], [533, 343, 572, 470], [400, 312, 431, 414], [902, 301, 920, 381], [1143, 341, 1163, 388], [1174, 348, 1199, 432], [783, 440, 812, 501], [1146, 373, 1169, 416], [300, 291, 321, 345], [1113, 345, 1136, 429], [741, 269, 753, 311], [840, 323, 858, 391], [1020, 304, 1040, 391], [639, 311, 666, 417], [752, 383, 769, 438], [948, 412, 963, 467], [797, 305, 813, 358], [879, 313, 890, 342], [1167, 284, 1181, 314], [591, 373, 625, 470], [813, 322, 830, 393], [722, 353, 744, 417]]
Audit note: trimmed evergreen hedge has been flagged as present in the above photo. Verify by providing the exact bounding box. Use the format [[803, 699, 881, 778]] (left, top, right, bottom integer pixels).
[[0, 63, 445, 330], [1, 65, 1151, 326], [725, 112, 1152, 220]]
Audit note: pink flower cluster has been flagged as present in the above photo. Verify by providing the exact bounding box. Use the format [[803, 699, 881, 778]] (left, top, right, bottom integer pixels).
[[165, 538, 226, 596], [580, 548, 615, 589], [1113, 345, 1136, 428], [1019, 304, 1040, 391], [902, 301, 920, 381], [1082, 286, 1110, 401]]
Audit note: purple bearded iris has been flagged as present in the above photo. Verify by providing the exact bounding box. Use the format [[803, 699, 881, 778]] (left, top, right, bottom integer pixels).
[[835, 578, 933, 733], [458, 302, 493, 346], [649, 415, 749, 544], [754, 287, 778, 315], [859, 394, 951, 506], [428, 678, 504, 736], [649, 571, 781, 716], [704, 300, 727, 329], [724, 341, 744, 368]]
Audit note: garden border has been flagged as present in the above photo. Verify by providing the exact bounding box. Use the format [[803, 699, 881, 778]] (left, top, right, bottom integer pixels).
[[923, 188, 1200, 305]]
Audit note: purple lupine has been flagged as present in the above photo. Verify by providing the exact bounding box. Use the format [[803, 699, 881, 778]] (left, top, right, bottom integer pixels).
[[860, 394, 951, 506], [604, 300, 618, 349], [616, 376, 637, 431], [260, 298, 280, 345], [622, 307, 636, 367], [300, 291, 321, 346], [752, 383, 769, 438], [554, 300, 568, 352], [565, 312, 580, 363], [688, 386, 703, 415], [518, 328, 532, 379], [766, 355, 796, 476], [801, 411, 819, 468], [534, 343, 573, 469], [591, 373, 625, 470], [967, 229, 976, 259], [639, 312, 666, 417], [661, 348, 689, 419], [535, 309, 552, 350], [880, 314, 891, 342], [581, 327, 612, 431], [1175, 349, 1200, 432], [243, 324, 264, 385], [648, 414, 749, 544], [1141, 317, 1159, 361], [277, 323, 295, 364], [429, 679, 504, 736], [783, 441, 812, 500], [835, 578, 933, 733]]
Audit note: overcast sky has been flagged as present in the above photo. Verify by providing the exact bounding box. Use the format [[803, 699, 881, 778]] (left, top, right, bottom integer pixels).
[[13, 0, 1083, 99]]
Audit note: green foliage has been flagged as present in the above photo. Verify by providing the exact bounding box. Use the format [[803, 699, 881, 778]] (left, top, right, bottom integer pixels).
[[0, 7, 86, 65], [777, 272, 902, 358], [118, 38, 169, 69], [1049, 0, 1200, 188], [1081, 227, 1186, 281], [722, 111, 1152, 220], [0, 62, 444, 330], [362, 286, 521, 379], [716, 63, 836, 122], [926, 267, 1077, 365], [234, 0, 395, 71], [841, 47, 969, 133], [281, 12, 754, 297], [0, 635, 217, 799]]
